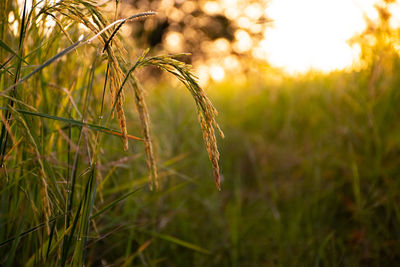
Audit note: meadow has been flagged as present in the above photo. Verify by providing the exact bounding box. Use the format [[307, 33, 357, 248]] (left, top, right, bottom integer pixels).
[[1, 0, 400, 266]]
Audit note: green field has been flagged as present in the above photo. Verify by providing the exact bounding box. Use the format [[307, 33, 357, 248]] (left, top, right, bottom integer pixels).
[[1, 0, 400, 266]]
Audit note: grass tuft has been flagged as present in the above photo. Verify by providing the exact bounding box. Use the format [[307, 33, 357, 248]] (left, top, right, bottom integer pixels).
[[0, 1, 222, 265]]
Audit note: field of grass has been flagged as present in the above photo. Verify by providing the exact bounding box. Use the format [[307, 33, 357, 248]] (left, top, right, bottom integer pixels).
[[143, 64, 400, 266], [1, 0, 400, 266]]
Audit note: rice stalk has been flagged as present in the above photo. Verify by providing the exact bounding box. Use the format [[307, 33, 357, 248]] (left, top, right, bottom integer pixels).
[[2, 4, 155, 153], [108, 56, 129, 150], [1, 1, 224, 263], [130, 77, 158, 190], [113, 50, 223, 190]]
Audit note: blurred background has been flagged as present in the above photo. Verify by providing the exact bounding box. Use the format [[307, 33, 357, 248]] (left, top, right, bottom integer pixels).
[[110, 0, 400, 265], [3, 0, 400, 265]]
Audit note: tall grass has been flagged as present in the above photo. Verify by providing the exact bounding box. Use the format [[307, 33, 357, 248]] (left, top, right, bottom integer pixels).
[[2, 0, 400, 266], [0, 0, 222, 265], [145, 61, 400, 265]]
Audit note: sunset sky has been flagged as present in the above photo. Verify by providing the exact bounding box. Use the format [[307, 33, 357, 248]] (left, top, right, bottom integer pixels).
[[262, 0, 398, 74], [194, 0, 400, 82]]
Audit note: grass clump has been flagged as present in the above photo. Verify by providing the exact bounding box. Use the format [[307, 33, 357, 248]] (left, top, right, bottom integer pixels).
[[0, 0, 222, 265]]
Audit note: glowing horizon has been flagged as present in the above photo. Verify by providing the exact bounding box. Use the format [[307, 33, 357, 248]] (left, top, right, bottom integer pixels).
[[196, 0, 400, 82], [262, 0, 383, 74]]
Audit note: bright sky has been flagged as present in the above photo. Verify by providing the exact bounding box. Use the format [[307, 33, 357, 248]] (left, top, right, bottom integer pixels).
[[13, 0, 400, 80], [262, 0, 383, 74], [198, 0, 400, 81]]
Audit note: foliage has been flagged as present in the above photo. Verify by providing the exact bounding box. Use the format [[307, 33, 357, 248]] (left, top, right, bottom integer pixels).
[[0, 0, 221, 265]]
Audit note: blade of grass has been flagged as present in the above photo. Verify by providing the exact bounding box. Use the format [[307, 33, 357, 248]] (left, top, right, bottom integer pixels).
[[139, 230, 211, 254], [61, 195, 83, 266], [79, 167, 98, 265], [0, 39, 29, 64], [5, 207, 26, 267], [0, 214, 62, 248], [0, 0, 29, 168], [0, 55, 15, 76], [90, 188, 142, 220], [0, 107, 143, 141], [45, 219, 56, 260], [72, 61, 97, 263]]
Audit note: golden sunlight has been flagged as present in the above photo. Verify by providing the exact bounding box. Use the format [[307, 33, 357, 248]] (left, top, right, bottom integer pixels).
[[196, 0, 400, 80], [262, 0, 382, 74]]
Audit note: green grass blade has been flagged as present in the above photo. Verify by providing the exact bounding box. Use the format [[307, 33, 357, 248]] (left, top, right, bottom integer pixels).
[[0, 107, 143, 141], [0, 216, 60, 247], [46, 219, 57, 260], [4, 208, 26, 267], [90, 188, 142, 220], [61, 197, 83, 266], [79, 168, 98, 265], [140, 230, 211, 254], [0, 39, 29, 65], [0, 55, 15, 76]]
